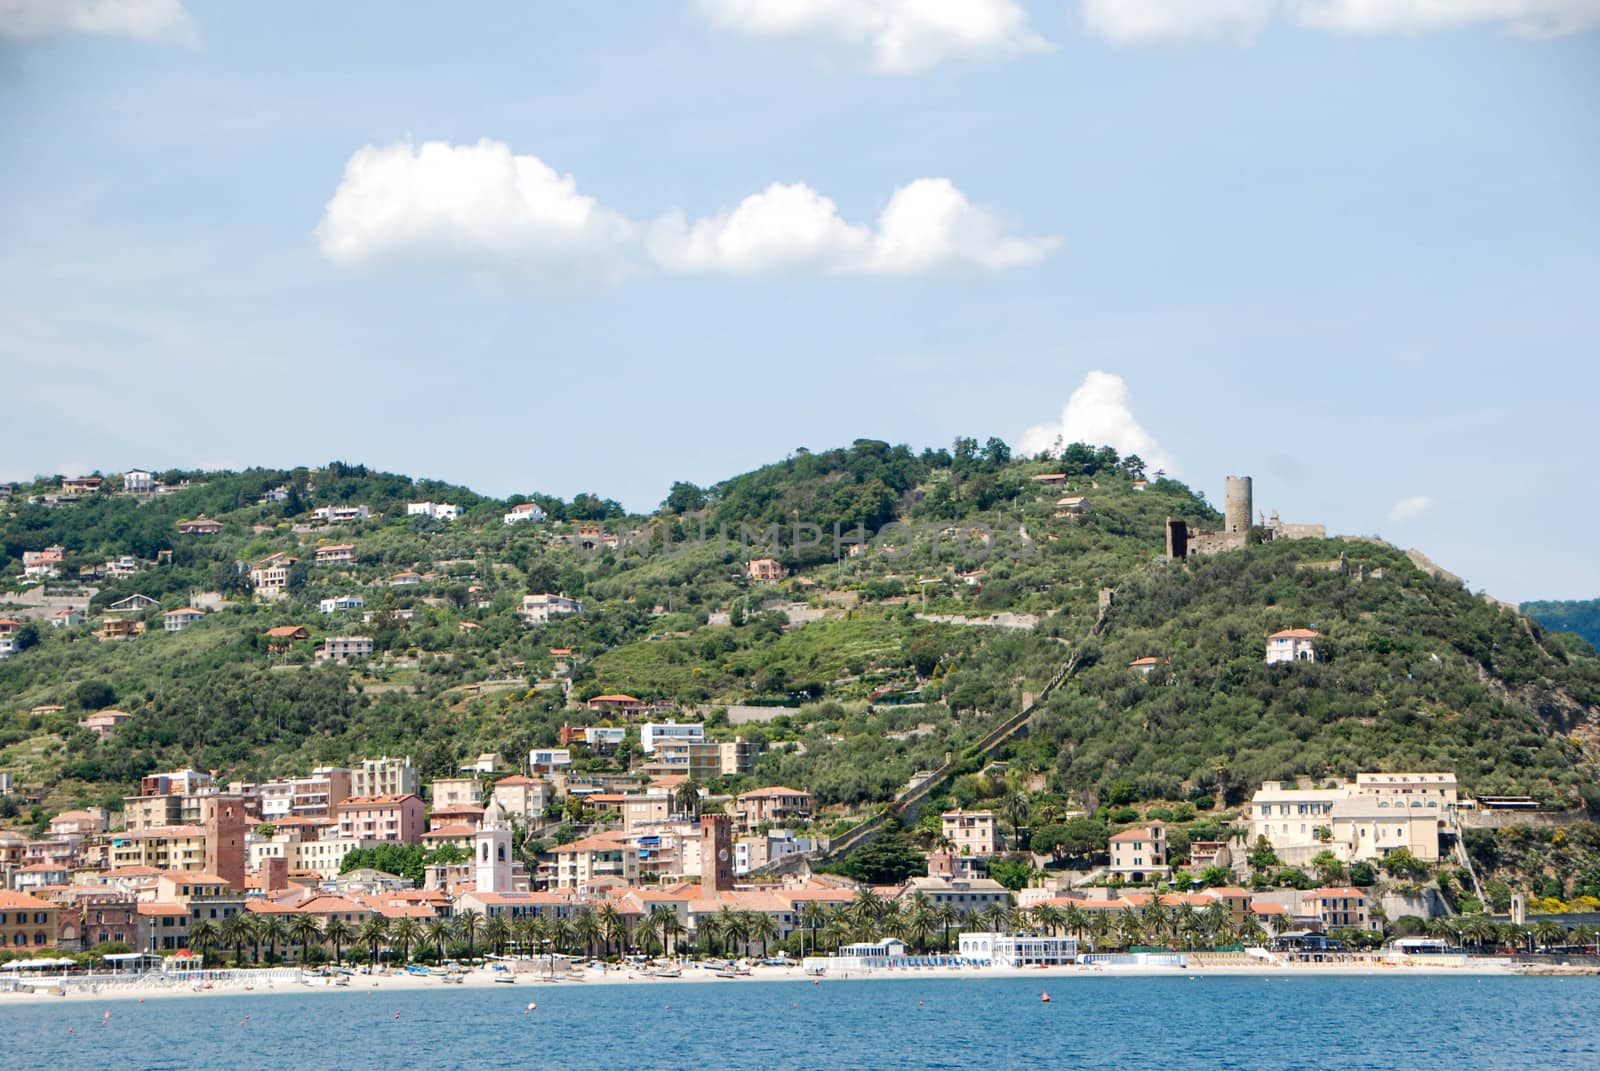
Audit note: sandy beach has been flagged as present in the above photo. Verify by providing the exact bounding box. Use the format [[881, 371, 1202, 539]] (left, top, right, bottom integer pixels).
[[0, 955, 1529, 1007]]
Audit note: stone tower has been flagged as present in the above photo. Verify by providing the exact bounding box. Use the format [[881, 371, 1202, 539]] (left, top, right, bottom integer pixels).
[[201, 794, 248, 891], [701, 813, 733, 895], [1224, 475, 1253, 535], [475, 798, 513, 894]]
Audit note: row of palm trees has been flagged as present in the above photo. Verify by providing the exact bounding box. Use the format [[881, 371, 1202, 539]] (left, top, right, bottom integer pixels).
[[1418, 915, 1597, 953], [793, 890, 1275, 955], [179, 896, 1595, 968]]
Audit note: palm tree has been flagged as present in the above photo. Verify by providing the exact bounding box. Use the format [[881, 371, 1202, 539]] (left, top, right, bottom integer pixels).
[[572, 909, 600, 958], [358, 915, 390, 967], [746, 912, 778, 959], [511, 915, 540, 958], [596, 904, 623, 959], [391, 917, 421, 963], [1115, 913, 1143, 951], [550, 918, 575, 956], [484, 915, 512, 957], [717, 906, 749, 957], [455, 909, 484, 957], [221, 913, 256, 967], [1030, 904, 1063, 937], [1236, 915, 1268, 949], [1061, 904, 1088, 946], [258, 914, 288, 964], [1000, 791, 1031, 852], [1568, 923, 1596, 952], [187, 918, 219, 966], [1458, 914, 1496, 953], [1202, 901, 1233, 948], [423, 917, 453, 961], [934, 904, 961, 953], [287, 914, 322, 963], [977, 902, 1009, 934], [904, 898, 937, 952], [799, 901, 829, 958], [673, 779, 702, 819], [659, 910, 684, 959], [849, 889, 884, 935], [322, 917, 353, 965], [1531, 919, 1567, 953]]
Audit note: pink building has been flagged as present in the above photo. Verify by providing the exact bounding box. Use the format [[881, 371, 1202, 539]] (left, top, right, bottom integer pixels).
[[335, 794, 425, 844]]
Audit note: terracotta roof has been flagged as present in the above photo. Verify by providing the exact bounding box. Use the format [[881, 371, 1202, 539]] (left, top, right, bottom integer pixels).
[[550, 832, 630, 853], [1251, 902, 1289, 915], [1269, 628, 1320, 639], [738, 786, 810, 799], [263, 626, 308, 638], [1129, 657, 1159, 667], [422, 824, 477, 837], [137, 901, 189, 917], [589, 694, 642, 703], [1303, 886, 1367, 900], [495, 775, 535, 785], [338, 794, 421, 807]]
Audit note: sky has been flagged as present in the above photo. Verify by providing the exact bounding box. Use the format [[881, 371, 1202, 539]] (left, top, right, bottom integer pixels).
[[0, 1, 1596, 603]]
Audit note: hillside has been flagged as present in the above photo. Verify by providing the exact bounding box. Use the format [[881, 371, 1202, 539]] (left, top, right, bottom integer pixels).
[[2, 447, 1598, 829], [1523, 598, 1600, 653]]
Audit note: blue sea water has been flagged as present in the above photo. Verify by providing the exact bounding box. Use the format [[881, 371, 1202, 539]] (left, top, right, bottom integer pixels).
[[1, 974, 1596, 1071]]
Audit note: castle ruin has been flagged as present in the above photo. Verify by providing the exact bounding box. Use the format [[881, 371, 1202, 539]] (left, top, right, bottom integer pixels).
[[1165, 474, 1326, 559]]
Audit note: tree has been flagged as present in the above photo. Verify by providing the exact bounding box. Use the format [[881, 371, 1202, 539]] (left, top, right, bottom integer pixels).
[[322, 917, 353, 965], [358, 915, 390, 966], [988, 854, 1038, 892], [391, 917, 421, 963], [1248, 837, 1281, 872], [829, 832, 927, 885], [74, 680, 117, 711], [257, 914, 288, 964], [1000, 791, 1031, 852], [1380, 848, 1430, 881], [455, 909, 484, 956], [288, 915, 322, 963], [673, 780, 702, 820], [221, 913, 256, 966], [1031, 817, 1107, 864], [1310, 850, 1346, 886], [187, 918, 219, 966], [746, 912, 778, 959], [423, 917, 453, 960]]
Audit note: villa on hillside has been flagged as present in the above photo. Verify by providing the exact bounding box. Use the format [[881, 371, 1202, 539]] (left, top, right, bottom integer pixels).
[[1266, 628, 1319, 665]]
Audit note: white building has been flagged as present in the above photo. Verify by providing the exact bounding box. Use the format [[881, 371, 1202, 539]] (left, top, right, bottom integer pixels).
[[1249, 772, 1457, 865], [1266, 628, 1319, 665], [350, 756, 419, 799], [529, 748, 573, 772], [317, 636, 374, 661], [162, 608, 206, 632], [408, 502, 462, 521], [958, 932, 1078, 967], [520, 593, 581, 625], [312, 505, 370, 523], [123, 469, 157, 494], [503, 502, 546, 525], [640, 721, 705, 754], [319, 595, 365, 614], [582, 727, 627, 750]]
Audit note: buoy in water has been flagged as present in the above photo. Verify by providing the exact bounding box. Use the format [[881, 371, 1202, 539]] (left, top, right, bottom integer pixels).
[[1040, 991, 1051, 1003]]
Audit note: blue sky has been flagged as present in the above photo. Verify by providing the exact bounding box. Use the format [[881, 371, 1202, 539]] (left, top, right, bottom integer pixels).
[[1, 1, 1596, 603]]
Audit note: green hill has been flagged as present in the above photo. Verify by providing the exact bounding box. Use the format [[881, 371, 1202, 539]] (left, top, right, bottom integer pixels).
[[1523, 598, 1600, 653], [1, 446, 1597, 826]]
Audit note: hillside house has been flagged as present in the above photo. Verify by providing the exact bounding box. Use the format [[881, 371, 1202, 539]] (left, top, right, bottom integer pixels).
[[746, 558, 786, 582], [1053, 496, 1091, 517], [316, 636, 374, 662], [22, 546, 66, 577], [734, 787, 813, 834], [587, 694, 646, 718], [162, 608, 206, 632], [408, 502, 462, 521], [1108, 822, 1170, 882], [51, 607, 86, 629], [315, 544, 357, 565], [123, 469, 157, 494], [1129, 656, 1159, 675], [263, 625, 310, 653], [1266, 628, 1319, 665], [62, 476, 104, 496], [503, 502, 546, 525], [105, 594, 160, 616], [175, 515, 223, 535], [312, 505, 370, 523], [521, 593, 581, 625], [79, 710, 134, 737]]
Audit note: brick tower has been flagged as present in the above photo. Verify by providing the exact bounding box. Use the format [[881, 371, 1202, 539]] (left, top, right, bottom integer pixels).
[[701, 813, 733, 895], [202, 794, 248, 890]]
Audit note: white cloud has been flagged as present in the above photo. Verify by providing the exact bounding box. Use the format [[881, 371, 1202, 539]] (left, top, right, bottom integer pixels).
[[650, 177, 1060, 276], [1292, 0, 1600, 37], [1076, 0, 1600, 41], [1387, 494, 1435, 523], [1019, 370, 1176, 472], [692, 0, 1051, 73], [1080, 0, 1275, 43], [648, 183, 871, 274], [314, 140, 637, 286], [317, 140, 1058, 285], [0, 0, 193, 40]]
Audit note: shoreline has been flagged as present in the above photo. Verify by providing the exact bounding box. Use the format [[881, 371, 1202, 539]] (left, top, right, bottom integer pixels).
[[0, 957, 1537, 1007]]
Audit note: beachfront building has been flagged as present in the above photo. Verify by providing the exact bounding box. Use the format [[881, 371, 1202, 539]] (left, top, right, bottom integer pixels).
[[957, 932, 1078, 967], [898, 876, 1012, 912], [1299, 887, 1372, 931]]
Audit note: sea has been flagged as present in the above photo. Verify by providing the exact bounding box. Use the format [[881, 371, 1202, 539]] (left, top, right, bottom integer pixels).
[[1, 974, 1596, 1071]]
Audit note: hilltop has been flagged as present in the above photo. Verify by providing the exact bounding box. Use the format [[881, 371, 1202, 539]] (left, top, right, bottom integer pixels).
[[1, 446, 1598, 828]]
